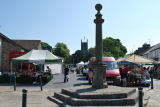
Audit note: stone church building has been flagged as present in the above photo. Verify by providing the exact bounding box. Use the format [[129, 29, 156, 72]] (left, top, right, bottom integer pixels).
[[81, 39, 88, 55]]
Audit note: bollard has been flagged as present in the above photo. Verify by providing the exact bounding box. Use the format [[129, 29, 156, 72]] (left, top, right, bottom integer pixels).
[[151, 74, 154, 89], [14, 75, 16, 91], [40, 74, 43, 91], [10, 75, 12, 84], [138, 86, 143, 107], [22, 89, 28, 107]]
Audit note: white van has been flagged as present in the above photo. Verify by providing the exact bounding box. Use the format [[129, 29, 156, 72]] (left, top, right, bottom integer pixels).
[[83, 62, 89, 76]]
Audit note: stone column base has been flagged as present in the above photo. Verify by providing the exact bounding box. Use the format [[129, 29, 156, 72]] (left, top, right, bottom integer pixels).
[[92, 62, 107, 89]]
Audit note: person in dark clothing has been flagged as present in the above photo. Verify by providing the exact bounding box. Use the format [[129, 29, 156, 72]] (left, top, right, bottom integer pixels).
[[64, 66, 69, 82], [46, 66, 51, 76]]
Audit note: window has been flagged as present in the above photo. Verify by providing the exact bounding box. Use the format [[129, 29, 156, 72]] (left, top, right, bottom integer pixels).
[[104, 61, 119, 70]]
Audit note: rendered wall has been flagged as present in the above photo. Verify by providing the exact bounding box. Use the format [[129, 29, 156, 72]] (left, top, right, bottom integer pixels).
[[44, 63, 63, 74]]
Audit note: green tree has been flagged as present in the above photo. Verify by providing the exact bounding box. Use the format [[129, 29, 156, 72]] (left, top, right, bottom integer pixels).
[[84, 47, 96, 61], [65, 55, 72, 64], [82, 37, 127, 60], [73, 50, 85, 64], [103, 37, 127, 59], [41, 42, 51, 48], [53, 42, 70, 63]]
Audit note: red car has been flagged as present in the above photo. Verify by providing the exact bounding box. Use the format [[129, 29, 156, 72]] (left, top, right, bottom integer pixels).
[[88, 57, 121, 85]]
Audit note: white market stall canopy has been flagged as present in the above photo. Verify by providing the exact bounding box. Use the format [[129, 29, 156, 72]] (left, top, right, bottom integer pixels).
[[77, 61, 84, 65], [118, 54, 154, 64], [12, 50, 63, 64], [76, 61, 84, 68]]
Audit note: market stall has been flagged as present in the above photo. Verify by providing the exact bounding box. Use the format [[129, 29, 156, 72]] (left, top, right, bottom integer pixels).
[[76, 61, 84, 74], [10, 50, 63, 83], [118, 54, 154, 64], [118, 54, 154, 87]]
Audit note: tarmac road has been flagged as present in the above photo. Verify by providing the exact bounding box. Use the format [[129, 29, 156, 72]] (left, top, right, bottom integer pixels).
[[44, 72, 89, 89]]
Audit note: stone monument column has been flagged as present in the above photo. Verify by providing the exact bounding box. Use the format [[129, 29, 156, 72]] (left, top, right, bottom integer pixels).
[[92, 4, 107, 89], [94, 4, 104, 62]]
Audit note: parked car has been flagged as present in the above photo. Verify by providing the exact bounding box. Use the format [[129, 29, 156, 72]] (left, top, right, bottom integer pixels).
[[83, 62, 89, 75], [88, 57, 121, 85]]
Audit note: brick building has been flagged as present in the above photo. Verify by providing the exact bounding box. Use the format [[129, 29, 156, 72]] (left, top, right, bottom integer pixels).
[[0, 33, 27, 72], [134, 43, 150, 55], [13, 40, 42, 50], [143, 43, 160, 61], [0, 33, 43, 73]]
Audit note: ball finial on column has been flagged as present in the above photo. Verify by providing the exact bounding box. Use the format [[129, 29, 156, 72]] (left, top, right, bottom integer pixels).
[[95, 4, 102, 14], [94, 4, 104, 23]]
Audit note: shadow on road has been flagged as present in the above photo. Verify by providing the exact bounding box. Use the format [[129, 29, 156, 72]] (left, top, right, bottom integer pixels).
[[52, 82, 64, 84], [74, 83, 89, 87], [77, 77, 86, 81], [76, 74, 84, 77], [0, 83, 12, 86]]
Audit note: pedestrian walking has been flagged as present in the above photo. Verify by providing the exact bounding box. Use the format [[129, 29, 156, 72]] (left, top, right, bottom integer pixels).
[[33, 71, 41, 85], [46, 66, 51, 76], [64, 66, 69, 82]]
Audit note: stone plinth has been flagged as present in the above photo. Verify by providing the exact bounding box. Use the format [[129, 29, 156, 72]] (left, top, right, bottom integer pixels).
[[48, 85, 143, 106], [92, 62, 107, 89]]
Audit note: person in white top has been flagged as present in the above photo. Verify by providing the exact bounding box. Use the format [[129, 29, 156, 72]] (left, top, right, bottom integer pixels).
[[33, 71, 41, 85]]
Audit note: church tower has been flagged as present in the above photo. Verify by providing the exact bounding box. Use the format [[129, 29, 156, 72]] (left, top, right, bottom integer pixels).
[[81, 38, 88, 55]]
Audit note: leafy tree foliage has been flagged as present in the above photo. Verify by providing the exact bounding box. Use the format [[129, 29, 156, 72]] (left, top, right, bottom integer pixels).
[[41, 42, 51, 48], [65, 55, 72, 64], [65, 37, 127, 64], [73, 50, 85, 64], [71, 48, 96, 65], [53, 42, 70, 63], [76, 37, 127, 61], [84, 47, 96, 61], [103, 37, 127, 59]]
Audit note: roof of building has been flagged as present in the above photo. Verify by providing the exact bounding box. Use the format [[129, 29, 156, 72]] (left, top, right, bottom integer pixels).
[[143, 43, 160, 55], [13, 40, 42, 51], [0, 33, 28, 51]]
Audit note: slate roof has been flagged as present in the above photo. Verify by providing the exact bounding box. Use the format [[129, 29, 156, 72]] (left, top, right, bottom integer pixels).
[[0, 33, 28, 51], [143, 43, 160, 55], [13, 40, 42, 51]]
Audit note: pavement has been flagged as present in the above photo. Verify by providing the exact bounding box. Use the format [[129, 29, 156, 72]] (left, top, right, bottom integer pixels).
[[143, 79, 160, 107], [0, 72, 160, 107], [0, 86, 59, 107], [0, 72, 86, 107]]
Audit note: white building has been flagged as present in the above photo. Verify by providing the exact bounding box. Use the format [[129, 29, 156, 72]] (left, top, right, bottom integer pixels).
[[143, 43, 160, 61]]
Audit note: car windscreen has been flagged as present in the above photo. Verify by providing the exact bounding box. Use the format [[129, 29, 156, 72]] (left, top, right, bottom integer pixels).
[[104, 61, 119, 70]]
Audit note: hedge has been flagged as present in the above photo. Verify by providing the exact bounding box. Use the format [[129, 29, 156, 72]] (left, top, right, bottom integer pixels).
[[0, 75, 52, 84]]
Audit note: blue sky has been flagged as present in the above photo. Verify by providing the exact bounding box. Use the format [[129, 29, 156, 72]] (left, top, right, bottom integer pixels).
[[0, 0, 160, 54]]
